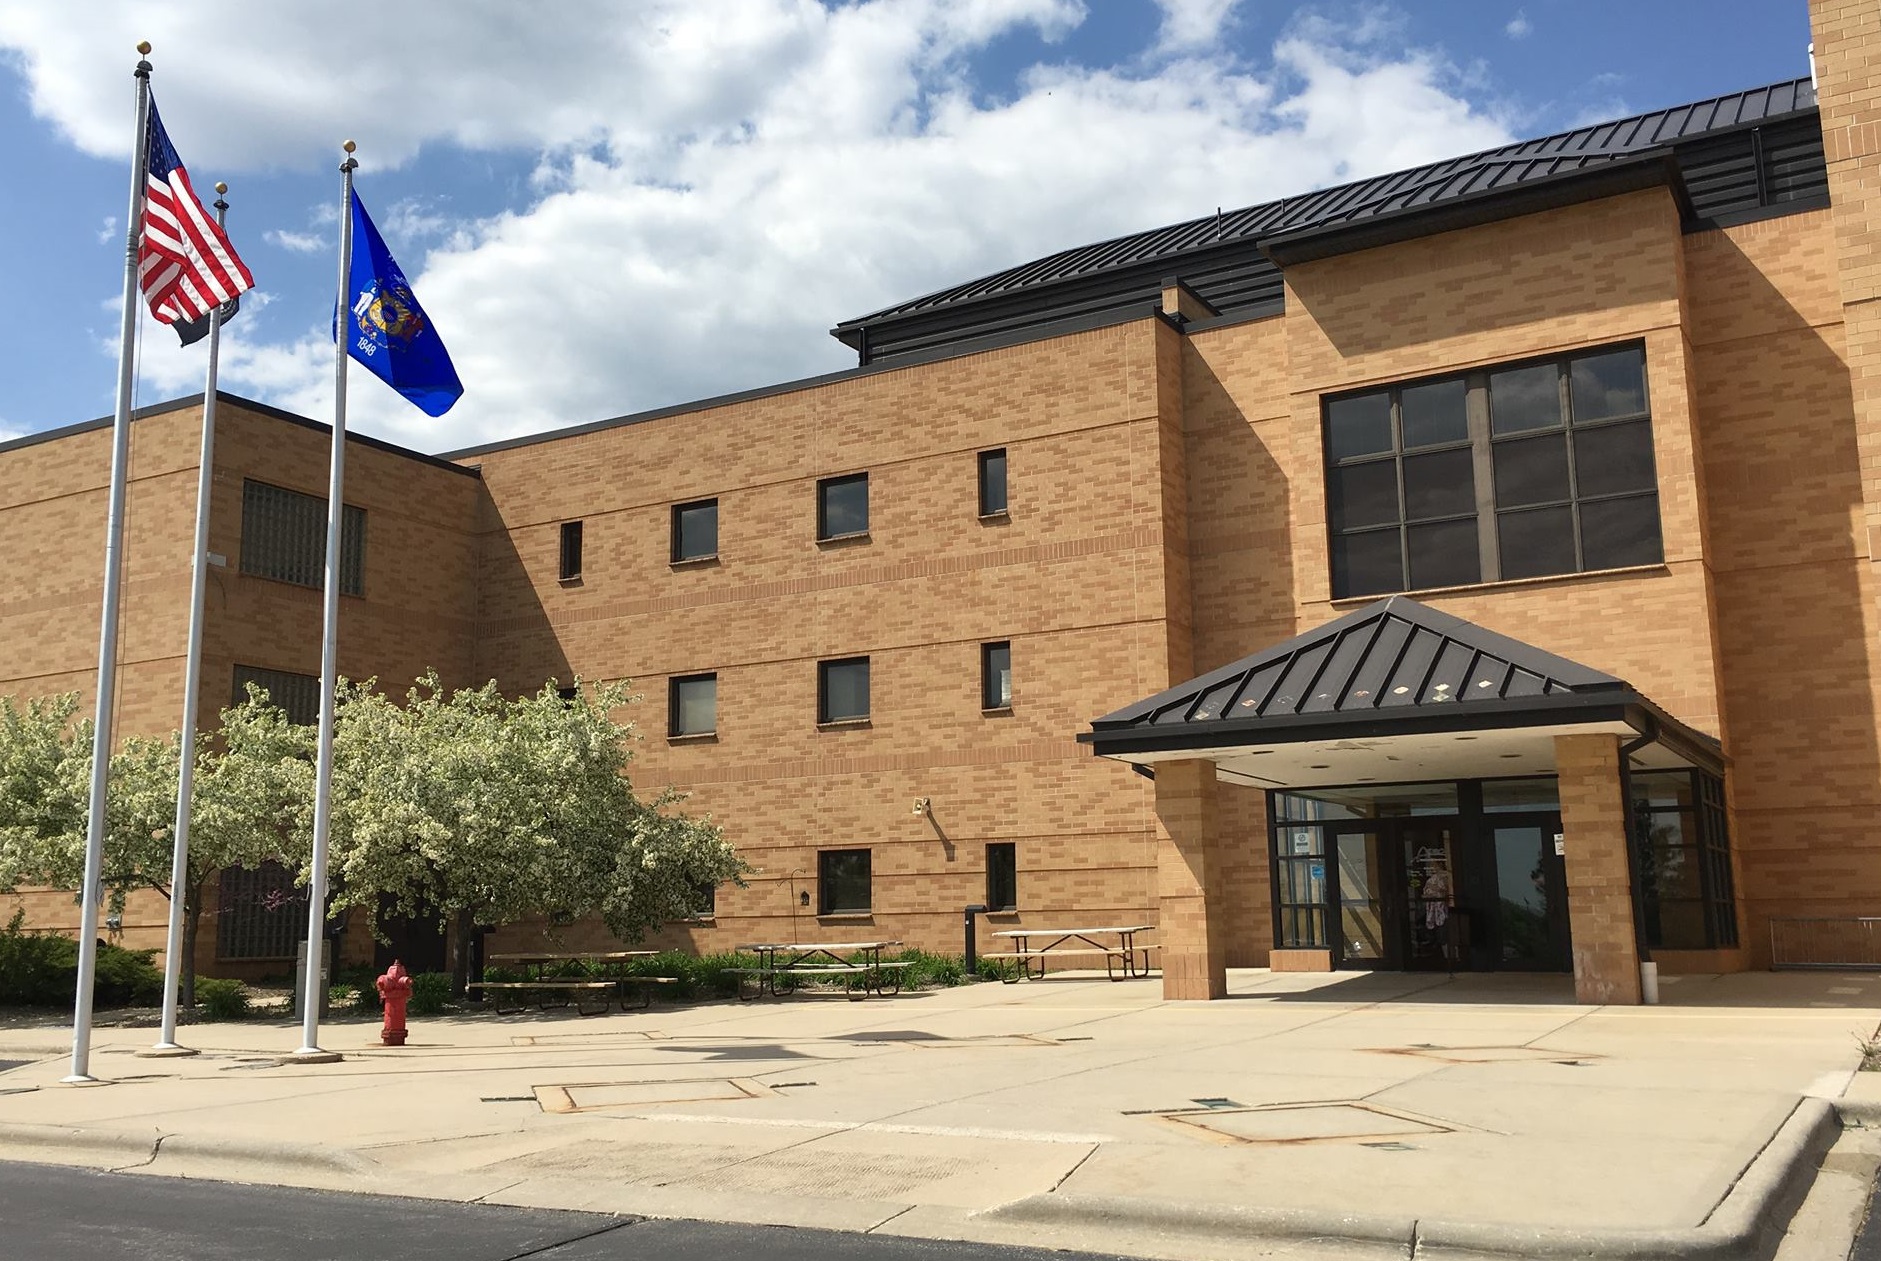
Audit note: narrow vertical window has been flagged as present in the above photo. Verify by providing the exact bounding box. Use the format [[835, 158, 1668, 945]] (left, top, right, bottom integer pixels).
[[981, 641, 1012, 710], [978, 448, 1008, 517], [985, 843, 1017, 911], [818, 657, 870, 724], [817, 473, 869, 540], [672, 498, 719, 563], [559, 521, 584, 581], [669, 673, 718, 737]]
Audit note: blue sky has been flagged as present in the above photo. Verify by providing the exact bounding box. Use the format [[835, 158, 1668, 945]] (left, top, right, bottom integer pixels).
[[0, 1, 1815, 453]]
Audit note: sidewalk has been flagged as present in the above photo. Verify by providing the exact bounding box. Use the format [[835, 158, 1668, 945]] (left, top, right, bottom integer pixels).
[[0, 968, 1876, 1260]]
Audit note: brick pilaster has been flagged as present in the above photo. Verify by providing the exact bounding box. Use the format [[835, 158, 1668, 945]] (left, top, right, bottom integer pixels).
[[1154, 758, 1227, 999], [1556, 733, 1642, 1005]]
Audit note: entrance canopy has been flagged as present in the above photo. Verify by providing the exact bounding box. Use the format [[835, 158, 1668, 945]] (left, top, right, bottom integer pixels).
[[1081, 597, 1721, 789]]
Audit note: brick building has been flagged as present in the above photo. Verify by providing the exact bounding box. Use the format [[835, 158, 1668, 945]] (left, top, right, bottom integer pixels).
[[4, 0, 1879, 1004]]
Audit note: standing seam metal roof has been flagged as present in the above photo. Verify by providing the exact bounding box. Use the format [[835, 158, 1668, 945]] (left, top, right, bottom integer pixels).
[[836, 77, 1816, 330]]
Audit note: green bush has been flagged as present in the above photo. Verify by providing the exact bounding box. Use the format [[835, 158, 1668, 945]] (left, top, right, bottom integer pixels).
[[409, 971, 453, 1016], [975, 956, 1019, 983], [353, 980, 382, 1015], [0, 910, 164, 1008], [193, 977, 249, 1020]]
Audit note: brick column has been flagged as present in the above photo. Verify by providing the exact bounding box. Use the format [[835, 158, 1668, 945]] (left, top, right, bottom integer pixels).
[[1555, 733, 1642, 1005], [1154, 758, 1226, 999]]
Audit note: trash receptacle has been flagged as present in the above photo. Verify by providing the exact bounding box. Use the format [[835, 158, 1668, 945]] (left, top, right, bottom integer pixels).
[[293, 939, 333, 1021]]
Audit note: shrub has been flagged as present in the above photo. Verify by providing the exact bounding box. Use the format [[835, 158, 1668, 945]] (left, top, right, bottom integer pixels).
[[0, 910, 164, 1008], [353, 979, 382, 1015], [193, 977, 249, 1020], [409, 971, 453, 1016], [975, 956, 1019, 983]]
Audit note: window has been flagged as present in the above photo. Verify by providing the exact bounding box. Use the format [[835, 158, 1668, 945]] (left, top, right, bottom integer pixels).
[[217, 861, 308, 959], [557, 685, 579, 705], [817, 473, 869, 540], [981, 641, 1012, 710], [689, 882, 717, 918], [978, 449, 1008, 517], [1324, 343, 1660, 598], [559, 520, 584, 581], [1632, 769, 1738, 951], [240, 480, 365, 596], [669, 673, 718, 737], [672, 498, 718, 562], [818, 848, 872, 915], [1270, 823, 1329, 948], [986, 843, 1017, 911], [818, 657, 870, 724], [232, 665, 321, 727]]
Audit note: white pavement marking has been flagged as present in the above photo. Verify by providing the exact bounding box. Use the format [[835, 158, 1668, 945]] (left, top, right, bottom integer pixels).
[[609, 1113, 1115, 1144]]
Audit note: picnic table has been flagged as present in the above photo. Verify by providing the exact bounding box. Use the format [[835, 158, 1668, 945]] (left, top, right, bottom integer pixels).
[[981, 925, 1158, 982], [470, 950, 677, 1015], [728, 940, 910, 1001]]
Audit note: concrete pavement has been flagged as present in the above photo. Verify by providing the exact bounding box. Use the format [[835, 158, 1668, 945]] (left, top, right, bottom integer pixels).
[[0, 968, 1876, 1260]]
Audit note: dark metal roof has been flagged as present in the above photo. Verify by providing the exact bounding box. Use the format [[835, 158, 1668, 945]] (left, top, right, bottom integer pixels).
[[1082, 597, 1722, 771], [835, 76, 1822, 363]]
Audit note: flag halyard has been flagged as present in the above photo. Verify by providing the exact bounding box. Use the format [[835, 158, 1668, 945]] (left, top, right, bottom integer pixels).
[[139, 97, 254, 336]]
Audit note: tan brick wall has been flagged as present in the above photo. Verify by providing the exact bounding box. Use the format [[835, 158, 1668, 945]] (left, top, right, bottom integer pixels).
[[1154, 758, 1227, 999], [1556, 733, 1642, 1004]]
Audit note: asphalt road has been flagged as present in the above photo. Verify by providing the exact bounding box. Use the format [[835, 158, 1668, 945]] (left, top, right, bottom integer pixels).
[[0, 1160, 1127, 1261]]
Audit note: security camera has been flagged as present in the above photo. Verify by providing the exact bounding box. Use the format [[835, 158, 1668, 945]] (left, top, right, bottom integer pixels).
[[912, 797, 931, 816]]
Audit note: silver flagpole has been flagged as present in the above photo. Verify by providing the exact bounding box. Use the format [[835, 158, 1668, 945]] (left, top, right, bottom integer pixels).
[[291, 140, 357, 1063], [67, 42, 155, 1085], [145, 184, 234, 1059]]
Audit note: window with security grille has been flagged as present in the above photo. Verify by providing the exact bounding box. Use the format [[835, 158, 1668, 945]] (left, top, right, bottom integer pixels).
[[240, 479, 366, 595], [232, 665, 322, 727], [216, 861, 308, 960]]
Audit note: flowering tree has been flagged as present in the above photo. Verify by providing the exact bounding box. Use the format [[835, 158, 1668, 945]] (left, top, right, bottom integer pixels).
[[0, 689, 303, 1004], [319, 674, 745, 991]]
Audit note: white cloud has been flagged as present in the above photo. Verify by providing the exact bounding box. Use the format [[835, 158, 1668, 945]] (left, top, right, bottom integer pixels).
[[1153, 0, 1243, 53], [1506, 11, 1532, 40], [95, 215, 116, 244], [264, 228, 325, 253], [9, 1, 1512, 452]]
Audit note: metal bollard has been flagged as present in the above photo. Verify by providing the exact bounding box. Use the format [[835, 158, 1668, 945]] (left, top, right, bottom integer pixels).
[[963, 904, 988, 975]]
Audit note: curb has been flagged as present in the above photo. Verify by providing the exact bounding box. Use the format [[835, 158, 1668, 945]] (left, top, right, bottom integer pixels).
[[985, 1098, 1842, 1261], [0, 1121, 158, 1166], [0, 1122, 378, 1179]]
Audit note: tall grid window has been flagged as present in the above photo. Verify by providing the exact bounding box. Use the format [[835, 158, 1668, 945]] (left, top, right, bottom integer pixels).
[[981, 641, 1012, 710], [559, 521, 584, 581], [818, 657, 870, 724], [1324, 343, 1660, 598], [240, 480, 365, 595], [217, 861, 308, 959], [669, 673, 717, 737], [817, 473, 869, 540], [978, 448, 1008, 517], [985, 843, 1017, 911], [672, 498, 718, 562], [232, 665, 321, 726], [1632, 769, 1738, 951], [818, 848, 872, 915], [1270, 821, 1329, 948]]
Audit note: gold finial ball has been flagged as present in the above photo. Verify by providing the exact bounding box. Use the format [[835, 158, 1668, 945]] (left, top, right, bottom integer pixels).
[[342, 140, 357, 153], [136, 41, 151, 55], [215, 181, 228, 194]]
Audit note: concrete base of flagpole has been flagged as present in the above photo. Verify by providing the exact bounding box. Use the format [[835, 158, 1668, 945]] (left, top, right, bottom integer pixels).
[[58, 1075, 111, 1087], [282, 1048, 344, 1065], [135, 1044, 199, 1058]]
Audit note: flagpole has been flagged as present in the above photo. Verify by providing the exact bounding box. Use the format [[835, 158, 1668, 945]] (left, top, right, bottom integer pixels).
[[291, 141, 357, 1063], [67, 42, 156, 1086], [143, 185, 234, 1059]]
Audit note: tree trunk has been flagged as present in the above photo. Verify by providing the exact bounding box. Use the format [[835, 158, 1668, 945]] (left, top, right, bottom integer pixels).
[[451, 908, 474, 998], [180, 878, 203, 1008]]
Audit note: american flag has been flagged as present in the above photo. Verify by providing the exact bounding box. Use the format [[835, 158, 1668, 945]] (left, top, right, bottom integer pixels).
[[138, 97, 253, 328]]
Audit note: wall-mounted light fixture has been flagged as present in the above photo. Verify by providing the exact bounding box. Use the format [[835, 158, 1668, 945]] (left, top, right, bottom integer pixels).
[[799, 890, 811, 907], [912, 797, 931, 816]]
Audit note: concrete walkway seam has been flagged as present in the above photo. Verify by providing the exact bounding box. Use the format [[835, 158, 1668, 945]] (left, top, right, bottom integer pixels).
[[987, 1099, 1842, 1261]]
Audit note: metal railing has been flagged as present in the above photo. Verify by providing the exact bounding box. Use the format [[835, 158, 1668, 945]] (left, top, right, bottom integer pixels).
[[1769, 917, 1881, 970]]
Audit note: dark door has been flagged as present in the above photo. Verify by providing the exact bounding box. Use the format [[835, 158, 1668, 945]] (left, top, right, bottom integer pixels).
[[1398, 821, 1464, 971], [1488, 815, 1571, 971], [373, 895, 448, 975]]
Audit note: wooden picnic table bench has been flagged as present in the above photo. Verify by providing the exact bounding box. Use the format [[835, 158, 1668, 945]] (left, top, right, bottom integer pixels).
[[729, 941, 909, 1000], [981, 925, 1158, 982], [474, 950, 677, 1015]]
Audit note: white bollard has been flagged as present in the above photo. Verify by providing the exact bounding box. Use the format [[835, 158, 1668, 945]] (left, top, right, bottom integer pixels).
[[1640, 960, 1660, 1005]]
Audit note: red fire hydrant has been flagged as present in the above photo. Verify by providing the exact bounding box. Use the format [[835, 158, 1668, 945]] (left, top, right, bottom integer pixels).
[[376, 960, 413, 1047]]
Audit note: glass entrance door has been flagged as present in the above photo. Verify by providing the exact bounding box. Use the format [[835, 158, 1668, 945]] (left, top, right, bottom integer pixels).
[[1335, 829, 1391, 968], [1489, 816, 1571, 971]]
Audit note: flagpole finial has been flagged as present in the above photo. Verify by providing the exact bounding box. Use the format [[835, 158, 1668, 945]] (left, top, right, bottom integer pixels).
[[215, 181, 227, 194], [343, 140, 356, 154], [137, 40, 151, 55]]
